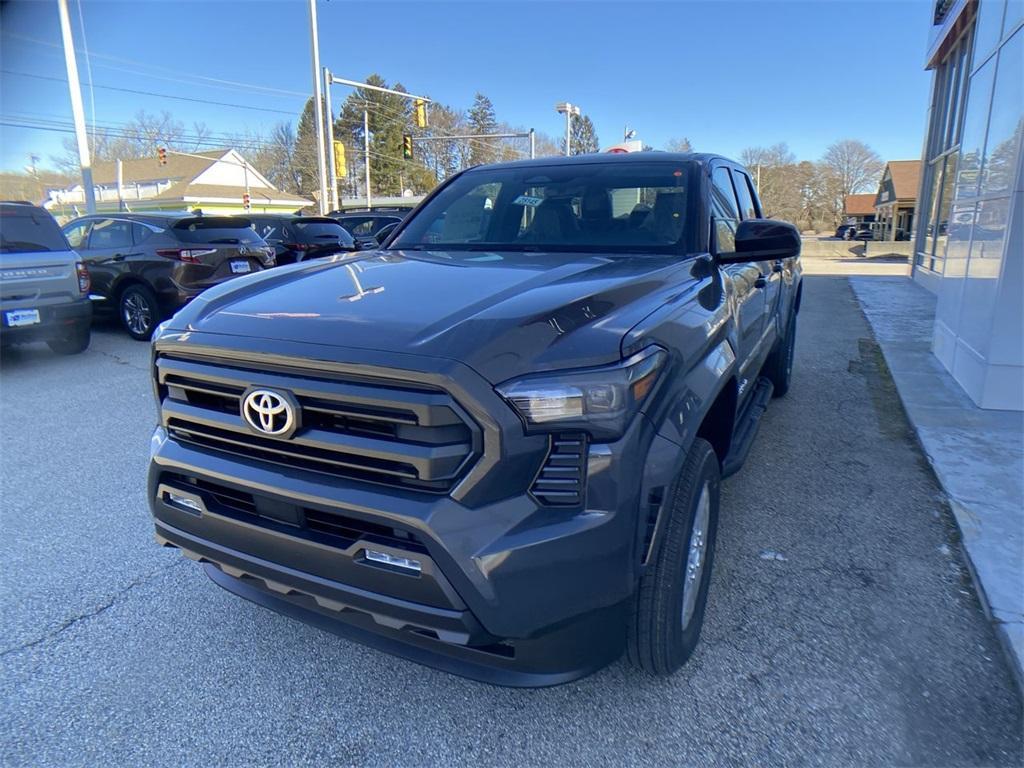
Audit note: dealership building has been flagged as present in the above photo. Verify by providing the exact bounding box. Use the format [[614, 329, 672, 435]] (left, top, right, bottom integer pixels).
[[914, 0, 1022, 410]]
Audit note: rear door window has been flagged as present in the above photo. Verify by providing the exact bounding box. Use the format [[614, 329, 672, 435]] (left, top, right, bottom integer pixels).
[[131, 222, 159, 244], [88, 219, 132, 249], [64, 220, 92, 249], [0, 206, 70, 253]]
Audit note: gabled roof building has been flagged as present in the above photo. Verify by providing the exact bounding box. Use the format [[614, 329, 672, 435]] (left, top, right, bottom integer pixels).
[[44, 148, 311, 217]]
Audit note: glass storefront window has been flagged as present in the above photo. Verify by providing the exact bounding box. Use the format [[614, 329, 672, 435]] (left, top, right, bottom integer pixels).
[[973, 0, 1007, 67], [955, 57, 998, 199], [933, 150, 959, 271], [979, 27, 1023, 197], [922, 158, 945, 262]]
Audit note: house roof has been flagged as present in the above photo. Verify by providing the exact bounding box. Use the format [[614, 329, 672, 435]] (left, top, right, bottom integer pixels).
[[844, 194, 876, 216], [89, 149, 226, 185], [152, 181, 311, 205], [885, 160, 922, 200]]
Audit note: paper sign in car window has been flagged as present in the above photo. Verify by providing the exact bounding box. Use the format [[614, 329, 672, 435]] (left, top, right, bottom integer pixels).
[[513, 195, 544, 207]]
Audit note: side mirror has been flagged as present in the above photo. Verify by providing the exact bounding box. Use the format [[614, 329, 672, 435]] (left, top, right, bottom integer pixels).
[[717, 218, 801, 263]]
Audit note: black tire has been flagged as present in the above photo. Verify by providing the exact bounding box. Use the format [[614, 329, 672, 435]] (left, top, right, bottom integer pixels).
[[763, 308, 797, 398], [47, 327, 91, 355], [118, 284, 160, 341], [628, 437, 721, 676]]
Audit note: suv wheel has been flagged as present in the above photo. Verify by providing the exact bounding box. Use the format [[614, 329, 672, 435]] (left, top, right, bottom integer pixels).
[[119, 285, 159, 341], [47, 327, 91, 355], [763, 309, 797, 397], [628, 437, 720, 676]]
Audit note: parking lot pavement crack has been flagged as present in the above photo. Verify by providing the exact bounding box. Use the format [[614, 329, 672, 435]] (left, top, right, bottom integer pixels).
[[0, 559, 185, 659], [94, 347, 149, 372]]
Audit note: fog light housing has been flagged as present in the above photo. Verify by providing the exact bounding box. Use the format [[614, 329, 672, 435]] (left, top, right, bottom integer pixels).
[[364, 549, 422, 573]]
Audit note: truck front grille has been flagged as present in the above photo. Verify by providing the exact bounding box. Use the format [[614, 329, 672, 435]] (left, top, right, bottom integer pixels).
[[156, 353, 479, 493]]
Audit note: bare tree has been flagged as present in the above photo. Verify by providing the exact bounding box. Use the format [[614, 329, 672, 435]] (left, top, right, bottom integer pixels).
[[666, 137, 693, 152], [821, 139, 884, 197], [51, 110, 214, 172]]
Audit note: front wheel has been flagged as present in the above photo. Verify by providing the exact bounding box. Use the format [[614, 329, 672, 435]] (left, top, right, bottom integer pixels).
[[118, 284, 160, 341], [628, 437, 721, 676]]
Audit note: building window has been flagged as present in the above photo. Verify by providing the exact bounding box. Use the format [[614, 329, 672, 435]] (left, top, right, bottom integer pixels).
[[916, 25, 974, 272]]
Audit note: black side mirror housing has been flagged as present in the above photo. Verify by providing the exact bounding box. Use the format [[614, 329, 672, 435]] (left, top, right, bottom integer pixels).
[[717, 219, 801, 263]]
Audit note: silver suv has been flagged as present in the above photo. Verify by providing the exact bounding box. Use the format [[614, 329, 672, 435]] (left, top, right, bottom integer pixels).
[[0, 202, 92, 354]]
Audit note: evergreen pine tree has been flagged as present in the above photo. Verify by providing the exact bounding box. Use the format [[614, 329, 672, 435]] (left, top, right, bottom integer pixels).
[[467, 93, 497, 165]]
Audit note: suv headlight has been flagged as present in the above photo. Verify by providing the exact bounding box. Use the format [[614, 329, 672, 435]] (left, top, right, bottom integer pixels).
[[496, 346, 667, 441]]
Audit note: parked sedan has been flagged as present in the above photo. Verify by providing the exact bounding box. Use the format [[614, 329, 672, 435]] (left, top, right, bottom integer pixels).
[[248, 215, 357, 265], [63, 213, 275, 340]]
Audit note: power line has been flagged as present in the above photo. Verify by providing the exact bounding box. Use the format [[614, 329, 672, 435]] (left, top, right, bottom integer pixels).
[[2, 32, 309, 100], [2, 70, 299, 116]]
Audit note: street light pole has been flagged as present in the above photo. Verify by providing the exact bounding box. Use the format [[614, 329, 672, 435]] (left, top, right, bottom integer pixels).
[[555, 102, 580, 157], [56, 0, 95, 214], [363, 109, 371, 209], [308, 0, 329, 214]]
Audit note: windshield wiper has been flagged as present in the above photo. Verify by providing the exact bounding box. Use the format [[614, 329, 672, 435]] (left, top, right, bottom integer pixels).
[[208, 238, 240, 244]]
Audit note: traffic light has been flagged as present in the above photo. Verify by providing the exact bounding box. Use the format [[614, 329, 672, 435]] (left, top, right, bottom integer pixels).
[[333, 141, 347, 178], [414, 99, 427, 129], [157, 147, 167, 166], [402, 134, 414, 160], [242, 192, 251, 210]]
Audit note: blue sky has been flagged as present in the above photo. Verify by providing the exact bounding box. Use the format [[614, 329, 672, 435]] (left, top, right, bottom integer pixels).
[[0, 0, 935, 172]]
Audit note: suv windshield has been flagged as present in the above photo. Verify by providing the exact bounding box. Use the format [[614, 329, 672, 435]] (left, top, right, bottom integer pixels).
[[0, 205, 70, 253], [171, 217, 263, 245], [391, 161, 698, 254]]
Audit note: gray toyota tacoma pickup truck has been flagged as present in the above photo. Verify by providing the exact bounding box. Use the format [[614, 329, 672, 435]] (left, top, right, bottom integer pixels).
[[148, 153, 802, 686]]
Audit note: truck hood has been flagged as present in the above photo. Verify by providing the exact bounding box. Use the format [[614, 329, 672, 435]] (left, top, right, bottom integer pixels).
[[168, 250, 697, 383]]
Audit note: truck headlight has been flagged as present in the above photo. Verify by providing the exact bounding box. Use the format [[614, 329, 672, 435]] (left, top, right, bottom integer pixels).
[[496, 346, 667, 440]]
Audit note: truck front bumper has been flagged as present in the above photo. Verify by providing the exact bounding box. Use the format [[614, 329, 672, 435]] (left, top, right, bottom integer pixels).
[[149, 411, 682, 687]]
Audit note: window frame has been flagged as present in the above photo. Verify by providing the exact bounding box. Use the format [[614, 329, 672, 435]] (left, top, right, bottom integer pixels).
[[915, 24, 975, 273]]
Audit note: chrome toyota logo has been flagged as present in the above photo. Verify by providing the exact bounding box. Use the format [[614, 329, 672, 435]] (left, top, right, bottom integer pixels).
[[241, 388, 299, 438]]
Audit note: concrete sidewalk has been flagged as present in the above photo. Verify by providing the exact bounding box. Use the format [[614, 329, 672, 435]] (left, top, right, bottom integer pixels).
[[851, 275, 1024, 690]]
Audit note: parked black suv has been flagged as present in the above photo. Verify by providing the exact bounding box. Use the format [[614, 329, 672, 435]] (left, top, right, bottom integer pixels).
[[1, 202, 92, 353], [64, 213, 275, 339], [331, 210, 408, 249], [248, 215, 357, 265], [148, 154, 802, 686]]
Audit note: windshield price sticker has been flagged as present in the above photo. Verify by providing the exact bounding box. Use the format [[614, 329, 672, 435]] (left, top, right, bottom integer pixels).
[[512, 195, 544, 207]]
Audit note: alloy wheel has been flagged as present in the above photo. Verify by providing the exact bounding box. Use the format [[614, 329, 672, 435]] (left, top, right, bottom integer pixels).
[[681, 482, 711, 629]]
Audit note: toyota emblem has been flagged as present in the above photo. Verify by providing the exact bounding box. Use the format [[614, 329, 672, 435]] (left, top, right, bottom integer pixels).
[[241, 388, 299, 438]]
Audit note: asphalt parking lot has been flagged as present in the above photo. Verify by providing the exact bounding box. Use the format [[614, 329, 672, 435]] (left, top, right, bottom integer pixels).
[[1, 277, 1021, 767]]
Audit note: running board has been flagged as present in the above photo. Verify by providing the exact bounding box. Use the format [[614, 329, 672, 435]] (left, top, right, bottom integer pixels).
[[721, 377, 774, 478]]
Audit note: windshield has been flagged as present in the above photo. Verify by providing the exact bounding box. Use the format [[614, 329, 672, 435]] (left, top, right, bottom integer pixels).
[[390, 160, 698, 254], [0, 206, 70, 254]]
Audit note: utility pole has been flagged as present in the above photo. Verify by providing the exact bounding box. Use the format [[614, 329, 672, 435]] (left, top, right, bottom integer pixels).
[[308, 0, 328, 214], [529, 128, 536, 159], [363, 110, 371, 209], [57, 0, 95, 214], [555, 102, 580, 157], [324, 67, 338, 212]]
